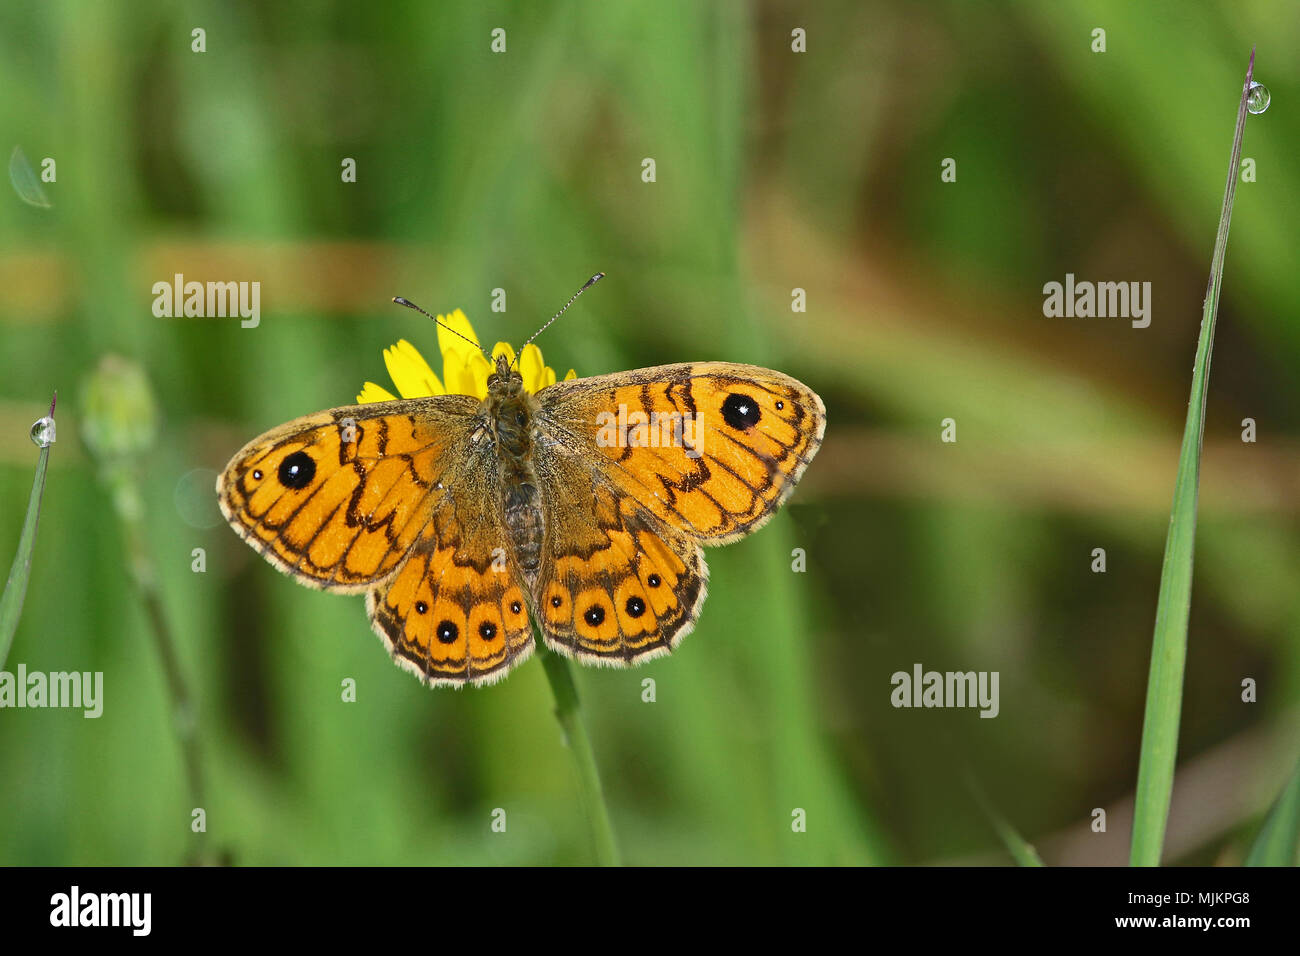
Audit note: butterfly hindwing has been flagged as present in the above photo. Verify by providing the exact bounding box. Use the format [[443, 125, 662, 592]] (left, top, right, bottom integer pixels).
[[531, 448, 707, 664], [366, 499, 535, 687]]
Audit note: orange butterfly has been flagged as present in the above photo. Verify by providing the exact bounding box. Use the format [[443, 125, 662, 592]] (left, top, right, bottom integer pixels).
[[217, 280, 825, 686]]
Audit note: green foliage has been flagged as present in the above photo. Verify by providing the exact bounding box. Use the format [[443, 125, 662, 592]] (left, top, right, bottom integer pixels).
[[1245, 759, 1300, 866]]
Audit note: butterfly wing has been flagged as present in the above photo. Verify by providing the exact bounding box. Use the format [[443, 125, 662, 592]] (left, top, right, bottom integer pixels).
[[531, 448, 708, 664], [538, 362, 825, 543], [365, 475, 536, 688], [530, 362, 824, 663], [217, 396, 479, 592], [219, 395, 537, 686]]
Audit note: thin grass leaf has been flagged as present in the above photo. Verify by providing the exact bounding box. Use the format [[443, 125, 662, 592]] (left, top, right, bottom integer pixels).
[[0, 394, 57, 669], [966, 771, 1044, 866], [990, 817, 1044, 868], [1244, 758, 1300, 866], [1129, 50, 1260, 867]]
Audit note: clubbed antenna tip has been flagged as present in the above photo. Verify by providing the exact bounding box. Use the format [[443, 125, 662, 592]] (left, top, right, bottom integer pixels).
[[517, 273, 605, 364], [391, 296, 485, 357]]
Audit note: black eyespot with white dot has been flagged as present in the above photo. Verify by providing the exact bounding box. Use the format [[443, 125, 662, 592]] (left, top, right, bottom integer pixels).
[[647, 573, 662, 588], [625, 596, 646, 618], [252, 469, 263, 480], [278, 451, 316, 489], [775, 400, 784, 410], [436, 620, 458, 644], [510, 600, 522, 615], [415, 601, 428, 614], [479, 621, 497, 641], [551, 595, 563, 608], [721, 393, 761, 431], [584, 605, 605, 627]]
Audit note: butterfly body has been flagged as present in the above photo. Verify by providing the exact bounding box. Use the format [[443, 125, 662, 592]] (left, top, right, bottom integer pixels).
[[483, 356, 547, 582], [219, 355, 824, 687]]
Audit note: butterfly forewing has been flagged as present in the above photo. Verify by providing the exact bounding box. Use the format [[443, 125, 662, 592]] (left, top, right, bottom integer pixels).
[[536, 362, 826, 544], [217, 397, 480, 592]]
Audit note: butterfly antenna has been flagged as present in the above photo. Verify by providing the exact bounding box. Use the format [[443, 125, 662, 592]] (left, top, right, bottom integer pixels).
[[514, 272, 604, 369], [392, 297, 487, 357]]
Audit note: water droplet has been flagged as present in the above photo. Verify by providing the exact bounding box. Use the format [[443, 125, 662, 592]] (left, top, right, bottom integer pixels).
[[30, 416, 56, 448], [1247, 81, 1270, 115], [9, 146, 52, 208]]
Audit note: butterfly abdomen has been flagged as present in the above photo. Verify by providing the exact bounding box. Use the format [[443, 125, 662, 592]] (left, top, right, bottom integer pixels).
[[502, 479, 544, 581]]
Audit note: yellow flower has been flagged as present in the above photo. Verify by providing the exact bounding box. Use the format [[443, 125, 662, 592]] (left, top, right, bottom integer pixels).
[[356, 308, 576, 403]]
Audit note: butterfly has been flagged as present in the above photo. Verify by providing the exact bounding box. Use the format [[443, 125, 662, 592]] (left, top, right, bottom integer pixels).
[[217, 286, 825, 687]]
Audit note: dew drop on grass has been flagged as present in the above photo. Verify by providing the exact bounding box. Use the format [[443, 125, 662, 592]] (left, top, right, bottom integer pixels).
[[1247, 81, 1270, 115], [30, 416, 56, 448]]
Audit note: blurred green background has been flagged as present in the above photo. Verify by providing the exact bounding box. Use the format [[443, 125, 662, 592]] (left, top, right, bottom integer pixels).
[[1, 0, 1297, 865]]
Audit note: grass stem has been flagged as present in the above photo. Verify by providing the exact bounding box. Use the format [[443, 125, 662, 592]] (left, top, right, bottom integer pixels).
[[538, 639, 621, 866]]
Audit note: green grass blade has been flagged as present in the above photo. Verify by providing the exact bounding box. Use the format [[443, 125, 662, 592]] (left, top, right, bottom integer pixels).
[[1129, 50, 1259, 867], [990, 817, 1044, 868], [1245, 759, 1300, 866], [0, 394, 57, 669], [966, 771, 1044, 866]]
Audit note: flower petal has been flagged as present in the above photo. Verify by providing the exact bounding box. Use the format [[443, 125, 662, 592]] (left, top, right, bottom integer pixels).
[[357, 381, 397, 404], [438, 309, 482, 388], [383, 339, 444, 398], [437, 307, 480, 348], [563, 368, 577, 381], [441, 348, 492, 399], [441, 353, 470, 397], [464, 351, 493, 398], [518, 343, 546, 393]]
